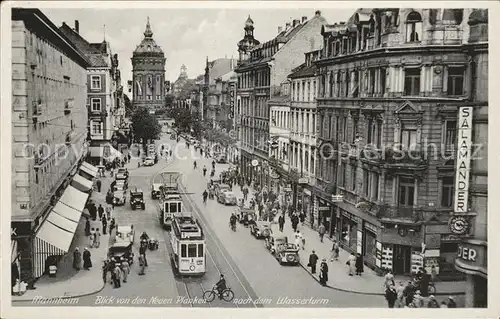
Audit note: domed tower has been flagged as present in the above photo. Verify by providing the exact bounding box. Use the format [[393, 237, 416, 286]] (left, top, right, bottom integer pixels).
[[237, 15, 260, 64], [131, 17, 166, 111]]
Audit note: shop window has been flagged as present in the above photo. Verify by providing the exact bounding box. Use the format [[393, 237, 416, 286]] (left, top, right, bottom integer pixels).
[[443, 120, 457, 153], [441, 176, 454, 208], [404, 68, 421, 96], [398, 177, 415, 206], [447, 67, 464, 96], [406, 11, 422, 42]]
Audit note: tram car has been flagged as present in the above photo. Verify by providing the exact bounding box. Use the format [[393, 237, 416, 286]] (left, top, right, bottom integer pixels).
[[169, 215, 206, 276], [160, 192, 183, 230]]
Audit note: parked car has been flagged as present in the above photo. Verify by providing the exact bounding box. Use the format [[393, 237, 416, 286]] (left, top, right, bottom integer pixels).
[[113, 190, 126, 206], [113, 180, 128, 192], [217, 190, 237, 205], [108, 241, 134, 266], [216, 154, 227, 164], [214, 183, 230, 197], [265, 234, 288, 255], [275, 243, 300, 265], [116, 225, 135, 244], [143, 157, 155, 166], [250, 220, 271, 239], [115, 168, 129, 180], [151, 183, 162, 199], [130, 188, 145, 210]]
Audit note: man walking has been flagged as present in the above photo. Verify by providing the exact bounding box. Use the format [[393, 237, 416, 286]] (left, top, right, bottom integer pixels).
[[98, 204, 104, 220], [318, 223, 326, 243], [102, 214, 108, 235], [278, 214, 285, 232], [121, 257, 130, 283], [96, 179, 102, 192], [73, 248, 81, 271], [308, 250, 319, 274]]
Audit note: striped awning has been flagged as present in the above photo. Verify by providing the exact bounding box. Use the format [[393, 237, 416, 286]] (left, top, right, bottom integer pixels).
[[79, 164, 97, 178], [53, 185, 89, 222], [81, 161, 99, 174], [71, 174, 93, 193]]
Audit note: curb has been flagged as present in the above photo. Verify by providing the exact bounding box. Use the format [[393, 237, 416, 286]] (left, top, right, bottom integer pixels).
[[12, 282, 105, 303], [298, 262, 465, 296]]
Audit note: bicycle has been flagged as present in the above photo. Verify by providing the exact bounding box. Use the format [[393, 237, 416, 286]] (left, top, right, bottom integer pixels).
[[203, 286, 234, 302]]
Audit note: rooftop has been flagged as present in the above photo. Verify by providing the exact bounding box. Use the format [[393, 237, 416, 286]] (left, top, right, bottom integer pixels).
[[59, 23, 109, 67], [133, 17, 164, 57]]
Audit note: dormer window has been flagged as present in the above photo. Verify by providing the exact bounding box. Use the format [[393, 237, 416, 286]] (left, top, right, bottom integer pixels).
[[147, 45, 152, 51], [406, 11, 422, 42]]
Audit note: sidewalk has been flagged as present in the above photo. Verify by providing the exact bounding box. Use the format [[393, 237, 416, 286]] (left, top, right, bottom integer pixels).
[[229, 182, 466, 297], [12, 173, 114, 302]]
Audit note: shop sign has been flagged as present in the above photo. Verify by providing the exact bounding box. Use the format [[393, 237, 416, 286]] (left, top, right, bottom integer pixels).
[[454, 106, 473, 214], [364, 222, 377, 234], [298, 178, 309, 185], [11, 222, 32, 238], [318, 206, 330, 211], [455, 241, 487, 277], [331, 195, 344, 202], [448, 216, 470, 235], [283, 187, 292, 192]]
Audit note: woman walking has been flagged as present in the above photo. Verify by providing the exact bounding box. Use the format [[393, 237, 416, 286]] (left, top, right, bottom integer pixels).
[[355, 253, 364, 275], [330, 240, 340, 261], [83, 247, 92, 270], [347, 253, 356, 276], [72, 248, 81, 271], [319, 259, 329, 286]]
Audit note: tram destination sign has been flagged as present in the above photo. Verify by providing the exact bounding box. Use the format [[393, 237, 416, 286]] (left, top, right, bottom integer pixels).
[[454, 106, 473, 214]]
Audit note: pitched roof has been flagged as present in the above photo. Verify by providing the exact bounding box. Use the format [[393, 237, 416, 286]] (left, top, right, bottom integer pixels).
[[59, 23, 109, 67], [288, 63, 316, 79]]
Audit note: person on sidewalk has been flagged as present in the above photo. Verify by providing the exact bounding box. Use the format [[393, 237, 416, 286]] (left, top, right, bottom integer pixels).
[[83, 247, 92, 270], [330, 240, 340, 261], [278, 214, 285, 232], [318, 224, 326, 243], [73, 248, 81, 271], [385, 285, 398, 308], [319, 259, 328, 286], [94, 229, 101, 248], [291, 213, 299, 232], [384, 270, 395, 290], [403, 281, 416, 306], [96, 179, 102, 193], [447, 296, 457, 308], [308, 251, 319, 274], [113, 264, 122, 288], [85, 217, 91, 236], [102, 260, 108, 284], [427, 295, 439, 308], [395, 281, 406, 308], [299, 211, 306, 226], [98, 204, 104, 220], [203, 166, 207, 177], [355, 253, 364, 276], [294, 230, 303, 250], [102, 214, 108, 235], [243, 187, 248, 201], [347, 253, 356, 276], [138, 254, 146, 275], [89, 231, 95, 248], [139, 243, 148, 267], [121, 257, 130, 283]]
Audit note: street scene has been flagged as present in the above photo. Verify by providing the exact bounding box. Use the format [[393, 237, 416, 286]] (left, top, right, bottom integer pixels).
[[8, 4, 490, 312]]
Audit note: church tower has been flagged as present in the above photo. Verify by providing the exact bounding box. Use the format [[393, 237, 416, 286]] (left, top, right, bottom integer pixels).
[[237, 15, 260, 64], [131, 17, 166, 111]]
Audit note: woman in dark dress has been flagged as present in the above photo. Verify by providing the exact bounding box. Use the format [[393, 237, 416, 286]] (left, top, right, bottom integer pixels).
[[319, 259, 329, 286], [83, 247, 92, 270], [355, 253, 364, 275], [84, 218, 91, 236]]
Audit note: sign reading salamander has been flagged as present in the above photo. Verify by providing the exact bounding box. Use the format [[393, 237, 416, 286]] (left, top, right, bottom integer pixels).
[[454, 106, 473, 214]]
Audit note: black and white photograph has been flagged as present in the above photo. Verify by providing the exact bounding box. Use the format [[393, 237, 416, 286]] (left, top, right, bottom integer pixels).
[[1, 1, 497, 317]]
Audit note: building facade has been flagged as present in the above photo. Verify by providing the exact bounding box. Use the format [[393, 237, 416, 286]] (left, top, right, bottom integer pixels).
[[172, 65, 194, 109], [203, 57, 237, 123], [236, 11, 326, 188], [313, 8, 485, 282], [131, 18, 166, 112], [11, 9, 90, 283]]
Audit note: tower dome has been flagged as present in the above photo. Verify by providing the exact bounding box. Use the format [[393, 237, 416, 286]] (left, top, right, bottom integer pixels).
[[133, 17, 164, 57]]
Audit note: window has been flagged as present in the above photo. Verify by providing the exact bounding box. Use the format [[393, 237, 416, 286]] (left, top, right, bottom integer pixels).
[[444, 120, 457, 152], [352, 71, 359, 97], [181, 244, 187, 258], [369, 69, 376, 94], [302, 82, 306, 101], [312, 81, 316, 100], [441, 176, 454, 208], [321, 74, 326, 97], [352, 117, 358, 142], [404, 68, 421, 96], [380, 68, 387, 95], [400, 124, 417, 150], [187, 244, 197, 257], [363, 169, 370, 196], [198, 244, 204, 257], [372, 173, 379, 200], [406, 11, 422, 42], [345, 71, 350, 97], [91, 75, 101, 90], [340, 163, 346, 187], [447, 67, 464, 95], [147, 95, 152, 100], [306, 113, 310, 133], [91, 121, 102, 135], [398, 177, 415, 206], [319, 114, 324, 138], [307, 82, 311, 101], [329, 72, 334, 97], [343, 117, 348, 142], [350, 164, 357, 191], [169, 202, 178, 213]]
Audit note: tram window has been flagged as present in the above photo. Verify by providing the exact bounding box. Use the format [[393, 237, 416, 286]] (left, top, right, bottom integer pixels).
[[178, 203, 182, 212], [181, 244, 187, 257], [169, 203, 177, 213], [198, 244, 204, 257], [188, 244, 197, 257]]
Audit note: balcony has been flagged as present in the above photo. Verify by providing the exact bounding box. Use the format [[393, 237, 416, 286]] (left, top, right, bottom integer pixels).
[[376, 205, 424, 223], [89, 109, 108, 117], [360, 147, 427, 169]]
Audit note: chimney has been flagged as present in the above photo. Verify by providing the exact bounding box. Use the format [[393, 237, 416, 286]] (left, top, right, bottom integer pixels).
[[285, 22, 291, 31], [302, 16, 307, 23], [293, 19, 300, 27], [278, 26, 283, 33], [74, 20, 79, 34], [315, 10, 321, 17]]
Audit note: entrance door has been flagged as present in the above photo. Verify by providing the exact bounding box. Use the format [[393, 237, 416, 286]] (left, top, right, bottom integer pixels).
[[393, 245, 411, 275]]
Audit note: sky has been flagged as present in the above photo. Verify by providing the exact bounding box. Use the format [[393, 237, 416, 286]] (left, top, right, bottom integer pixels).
[[42, 7, 354, 88]]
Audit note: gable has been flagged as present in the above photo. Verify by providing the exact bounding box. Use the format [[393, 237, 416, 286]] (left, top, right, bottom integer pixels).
[[394, 100, 421, 114]]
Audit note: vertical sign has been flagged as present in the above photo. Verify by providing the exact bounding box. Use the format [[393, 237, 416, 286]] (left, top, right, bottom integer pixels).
[[454, 106, 473, 214], [229, 83, 235, 119]]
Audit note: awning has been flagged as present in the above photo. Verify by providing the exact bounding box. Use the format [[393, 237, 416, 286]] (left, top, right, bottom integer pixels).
[[34, 221, 74, 278], [47, 210, 78, 234], [89, 146, 103, 157], [108, 145, 123, 161], [71, 174, 93, 193], [58, 185, 89, 217], [89, 145, 123, 161], [11, 240, 18, 263], [82, 161, 99, 173], [79, 164, 97, 178]]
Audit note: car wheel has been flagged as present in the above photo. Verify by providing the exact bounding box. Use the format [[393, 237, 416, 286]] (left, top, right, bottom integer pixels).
[[132, 206, 136, 211]]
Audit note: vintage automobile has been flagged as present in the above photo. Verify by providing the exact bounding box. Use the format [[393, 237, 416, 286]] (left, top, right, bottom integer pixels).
[[265, 234, 288, 254], [217, 190, 237, 206], [143, 157, 155, 166], [215, 154, 227, 164], [113, 180, 128, 192], [108, 241, 134, 266], [214, 183, 231, 197], [113, 190, 126, 206], [151, 183, 162, 199], [237, 207, 256, 226], [115, 168, 129, 180], [250, 220, 271, 239], [275, 243, 300, 265], [170, 134, 176, 140], [116, 225, 135, 244], [130, 188, 145, 210]]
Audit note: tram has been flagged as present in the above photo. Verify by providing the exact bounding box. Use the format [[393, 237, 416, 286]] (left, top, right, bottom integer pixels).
[[169, 215, 206, 276], [159, 172, 183, 230]]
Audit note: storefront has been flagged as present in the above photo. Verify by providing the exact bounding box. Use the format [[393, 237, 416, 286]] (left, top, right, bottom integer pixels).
[[317, 199, 334, 237], [339, 210, 359, 252], [363, 221, 378, 266], [455, 239, 487, 308]]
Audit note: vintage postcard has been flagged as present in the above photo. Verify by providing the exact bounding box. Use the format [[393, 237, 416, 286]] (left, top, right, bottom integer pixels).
[[1, 1, 498, 318]]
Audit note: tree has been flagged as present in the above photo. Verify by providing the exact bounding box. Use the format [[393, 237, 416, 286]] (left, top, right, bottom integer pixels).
[[131, 106, 162, 148], [167, 107, 193, 132], [164, 94, 175, 108]]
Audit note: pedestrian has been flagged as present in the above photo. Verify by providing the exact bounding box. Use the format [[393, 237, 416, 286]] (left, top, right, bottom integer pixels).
[[385, 285, 398, 308], [102, 261, 108, 284], [395, 281, 406, 308], [440, 301, 448, 308], [346, 253, 356, 276], [427, 295, 439, 308], [96, 179, 102, 192], [102, 214, 108, 235], [121, 257, 130, 283], [294, 230, 303, 250], [73, 248, 81, 271], [128, 153, 131, 162], [291, 214, 299, 232], [106, 205, 112, 219], [278, 214, 285, 232], [139, 243, 148, 267], [355, 253, 364, 275], [447, 296, 457, 308], [319, 259, 328, 286], [419, 268, 430, 297], [109, 218, 116, 233], [308, 250, 319, 274], [138, 254, 146, 275], [299, 211, 305, 225], [98, 204, 104, 220], [330, 240, 340, 261], [89, 231, 95, 248], [83, 247, 92, 270], [94, 229, 101, 248], [84, 217, 91, 236], [318, 223, 326, 243], [113, 264, 122, 288], [403, 281, 416, 306], [383, 270, 395, 290]]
